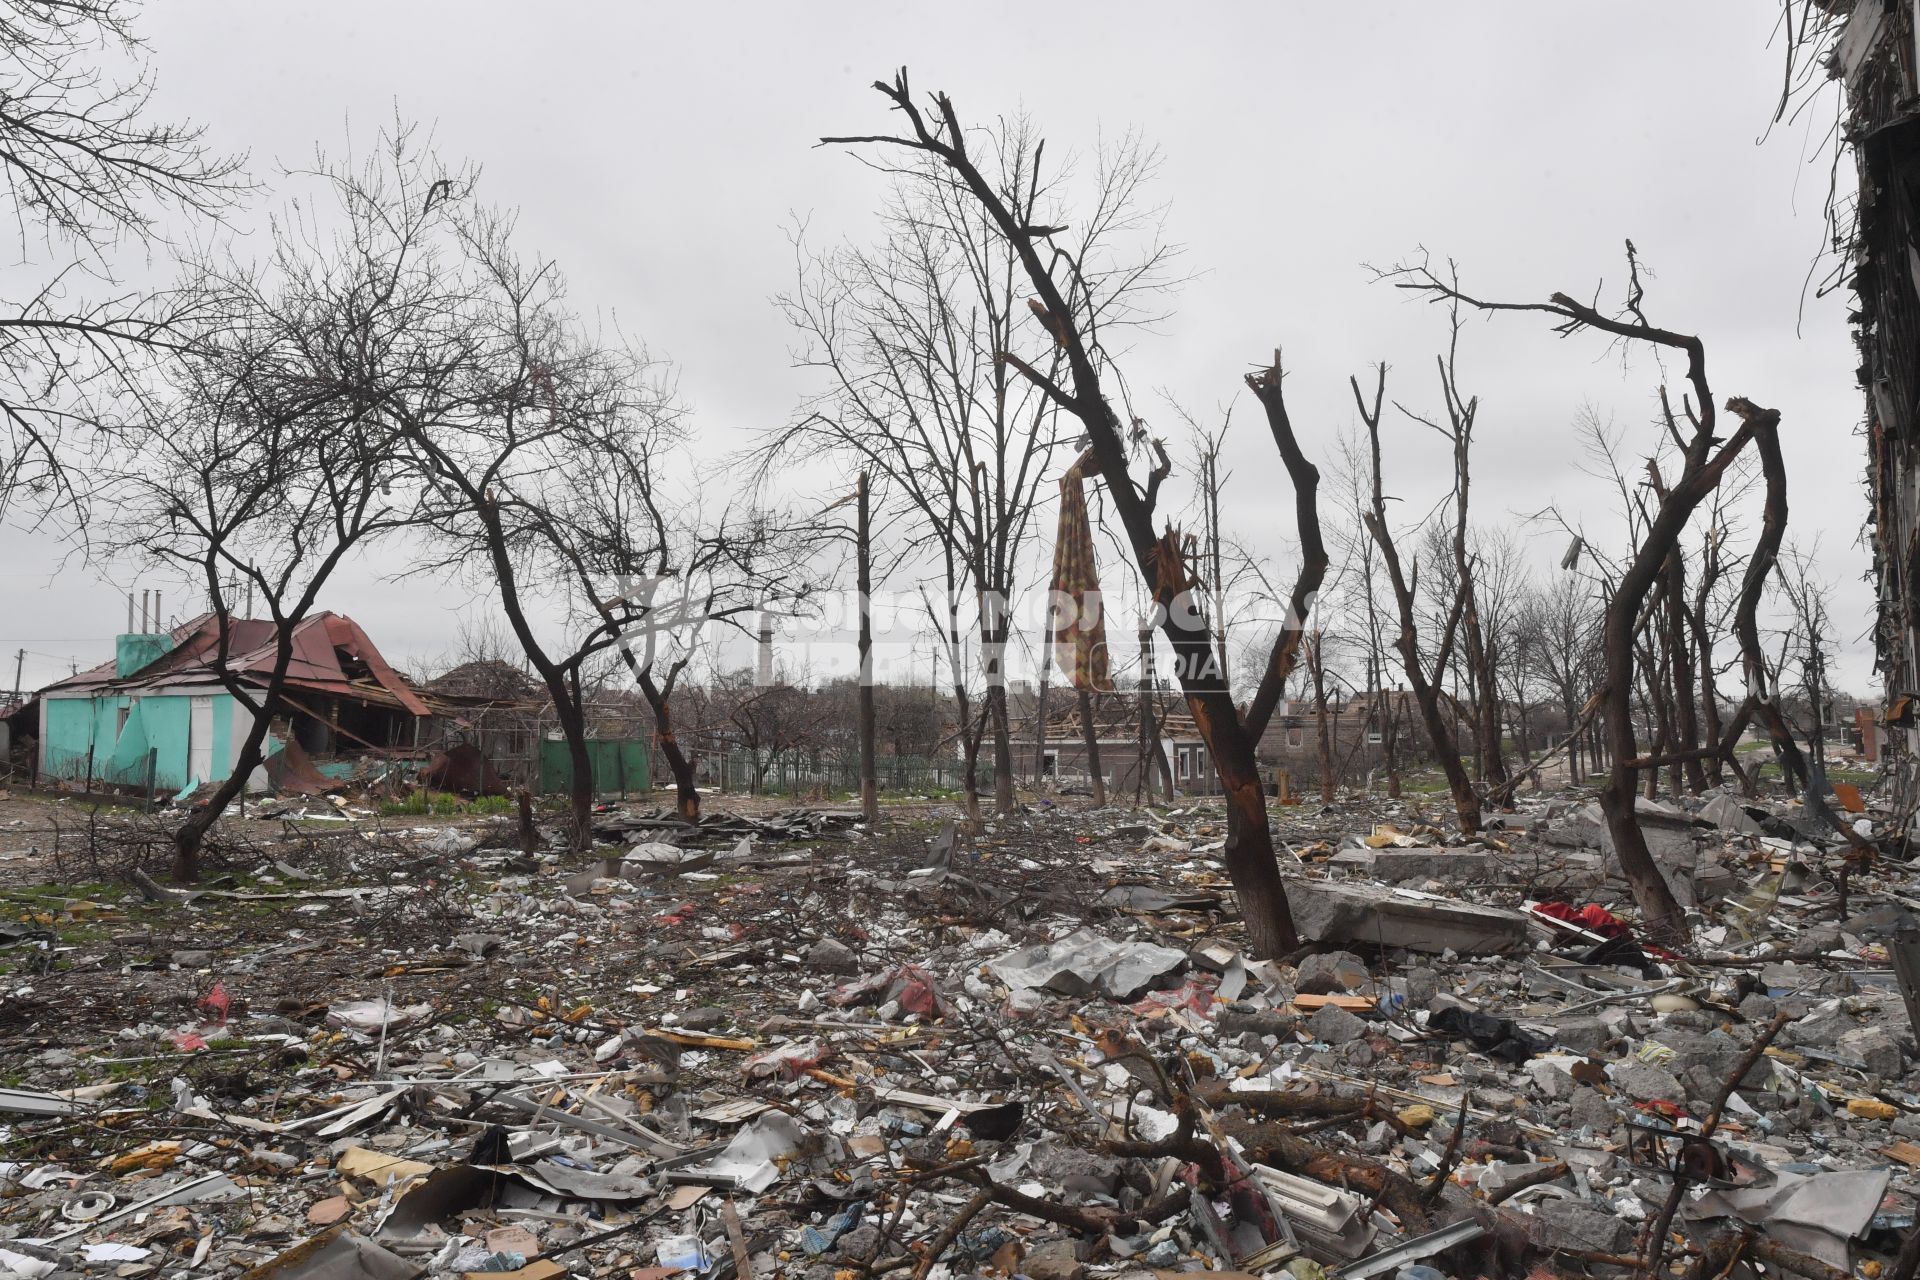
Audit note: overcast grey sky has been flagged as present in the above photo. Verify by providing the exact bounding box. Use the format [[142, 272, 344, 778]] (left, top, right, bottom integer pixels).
[[1, 3, 1874, 698]]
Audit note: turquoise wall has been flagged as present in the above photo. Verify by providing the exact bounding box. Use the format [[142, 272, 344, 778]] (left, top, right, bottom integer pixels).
[[115, 633, 172, 678], [103, 699, 152, 781], [213, 697, 233, 780], [140, 696, 192, 790], [42, 691, 245, 792], [42, 697, 103, 780]]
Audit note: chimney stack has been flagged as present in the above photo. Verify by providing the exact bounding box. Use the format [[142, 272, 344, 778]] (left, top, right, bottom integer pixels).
[[756, 611, 774, 686]]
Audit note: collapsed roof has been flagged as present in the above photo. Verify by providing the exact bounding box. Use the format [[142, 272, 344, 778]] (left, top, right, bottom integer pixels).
[[42, 612, 430, 716]]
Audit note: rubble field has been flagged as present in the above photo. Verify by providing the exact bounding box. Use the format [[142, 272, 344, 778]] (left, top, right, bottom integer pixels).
[[1, 785, 1917, 1280]]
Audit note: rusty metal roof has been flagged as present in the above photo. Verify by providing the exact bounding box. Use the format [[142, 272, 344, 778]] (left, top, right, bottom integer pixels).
[[40, 612, 432, 716]]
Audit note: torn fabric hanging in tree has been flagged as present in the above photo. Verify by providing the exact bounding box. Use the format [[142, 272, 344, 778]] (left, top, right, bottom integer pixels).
[[1049, 447, 1112, 692]]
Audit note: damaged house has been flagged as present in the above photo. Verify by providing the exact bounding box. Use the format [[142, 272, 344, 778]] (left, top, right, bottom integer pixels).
[[1022, 698, 1220, 796], [32, 612, 429, 795], [419, 661, 653, 796]]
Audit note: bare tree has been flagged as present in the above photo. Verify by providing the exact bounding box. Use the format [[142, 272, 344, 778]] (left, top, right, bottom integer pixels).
[[1303, 628, 1336, 801], [919, 582, 991, 821], [1392, 297, 1509, 796], [1077, 685, 1108, 806], [1352, 365, 1481, 832], [774, 118, 1141, 816], [708, 668, 825, 795], [824, 71, 1328, 957], [1332, 433, 1404, 796], [395, 206, 805, 844], [1687, 487, 1746, 789], [0, 0, 244, 520], [105, 130, 452, 879], [1775, 545, 1843, 809], [1516, 573, 1605, 786]]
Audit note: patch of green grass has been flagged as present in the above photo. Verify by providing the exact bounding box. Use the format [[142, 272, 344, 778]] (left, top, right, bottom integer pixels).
[[379, 791, 512, 817]]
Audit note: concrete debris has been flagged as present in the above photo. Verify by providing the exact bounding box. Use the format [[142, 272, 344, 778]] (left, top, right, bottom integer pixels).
[[1294, 949, 1370, 994], [3, 779, 1918, 1280], [1527, 1197, 1633, 1254], [987, 927, 1187, 999]]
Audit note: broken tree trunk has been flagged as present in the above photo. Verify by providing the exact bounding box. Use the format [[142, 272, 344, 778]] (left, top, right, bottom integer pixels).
[[1137, 622, 1161, 804], [1078, 686, 1107, 806], [1727, 398, 1855, 840], [1309, 632, 1335, 803], [1383, 254, 1770, 940], [1032, 655, 1050, 786], [636, 671, 700, 821], [1665, 545, 1708, 794]]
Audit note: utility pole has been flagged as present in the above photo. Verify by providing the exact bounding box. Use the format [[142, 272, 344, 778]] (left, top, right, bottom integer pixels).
[[11, 648, 22, 706], [1137, 621, 1167, 803], [856, 471, 878, 824], [1032, 641, 1049, 786]]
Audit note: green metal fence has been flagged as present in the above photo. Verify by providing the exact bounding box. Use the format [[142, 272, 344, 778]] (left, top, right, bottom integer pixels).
[[538, 739, 651, 796], [708, 748, 989, 797]]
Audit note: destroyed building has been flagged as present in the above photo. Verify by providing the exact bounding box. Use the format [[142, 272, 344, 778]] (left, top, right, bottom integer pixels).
[[1022, 698, 1219, 795], [1254, 689, 1429, 783], [1835, 0, 1920, 794], [29, 611, 429, 794]]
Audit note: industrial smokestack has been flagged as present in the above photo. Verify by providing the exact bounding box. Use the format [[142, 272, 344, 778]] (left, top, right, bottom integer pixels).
[[155, 591, 161, 632], [757, 610, 774, 686], [126, 591, 134, 634], [141, 590, 149, 633]]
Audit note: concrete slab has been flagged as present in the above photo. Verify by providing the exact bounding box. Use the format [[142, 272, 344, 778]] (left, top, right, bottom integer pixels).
[[1352, 847, 1492, 883], [1287, 881, 1532, 955]]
